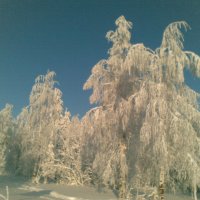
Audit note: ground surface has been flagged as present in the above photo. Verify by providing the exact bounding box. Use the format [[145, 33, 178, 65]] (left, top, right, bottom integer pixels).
[[0, 176, 197, 200]]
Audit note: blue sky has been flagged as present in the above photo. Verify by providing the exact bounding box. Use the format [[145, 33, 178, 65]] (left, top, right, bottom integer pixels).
[[0, 0, 200, 117]]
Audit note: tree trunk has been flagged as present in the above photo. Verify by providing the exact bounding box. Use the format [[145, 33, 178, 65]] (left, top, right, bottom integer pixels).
[[193, 172, 197, 200], [118, 141, 128, 199], [159, 166, 164, 200]]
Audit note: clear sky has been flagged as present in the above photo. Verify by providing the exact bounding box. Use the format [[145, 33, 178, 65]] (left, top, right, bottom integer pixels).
[[0, 0, 200, 117]]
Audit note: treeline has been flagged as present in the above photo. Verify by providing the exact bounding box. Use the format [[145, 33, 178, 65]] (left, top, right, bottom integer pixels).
[[1, 16, 200, 199]]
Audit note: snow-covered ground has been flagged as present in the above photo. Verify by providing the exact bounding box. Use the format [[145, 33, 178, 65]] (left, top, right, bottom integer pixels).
[[0, 176, 197, 200], [0, 176, 117, 200]]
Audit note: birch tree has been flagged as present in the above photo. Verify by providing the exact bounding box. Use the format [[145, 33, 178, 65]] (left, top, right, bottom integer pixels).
[[83, 16, 200, 199]]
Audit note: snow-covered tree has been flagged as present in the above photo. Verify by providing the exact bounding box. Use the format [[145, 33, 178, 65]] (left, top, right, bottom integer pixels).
[[16, 71, 64, 180], [84, 16, 200, 199], [0, 104, 14, 174], [14, 71, 87, 185], [83, 16, 134, 198], [81, 105, 130, 199], [53, 112, 89, 185]]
